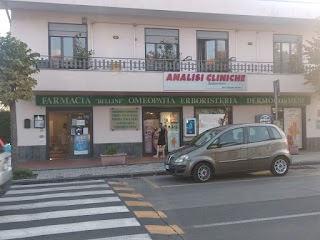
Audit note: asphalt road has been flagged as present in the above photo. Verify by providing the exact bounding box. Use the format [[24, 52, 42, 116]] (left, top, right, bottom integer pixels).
[[121, 165, 320, 240]]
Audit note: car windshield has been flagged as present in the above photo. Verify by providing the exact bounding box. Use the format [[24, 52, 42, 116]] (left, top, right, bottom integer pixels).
[[188, 127, 225, 146]]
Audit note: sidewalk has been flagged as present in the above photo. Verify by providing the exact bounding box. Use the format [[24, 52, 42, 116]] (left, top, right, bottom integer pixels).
[[14, 151, 320, 184]]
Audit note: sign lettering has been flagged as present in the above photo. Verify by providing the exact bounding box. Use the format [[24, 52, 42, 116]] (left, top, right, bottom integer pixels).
[[111, 108, 139, 131], [36, 96, 310, 106]]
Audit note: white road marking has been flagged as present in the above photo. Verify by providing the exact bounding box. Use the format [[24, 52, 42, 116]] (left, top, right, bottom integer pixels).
[[11, 180, 106, 189], [0, 218, 140, 240], [6, 184, 108, 195], [0, 190, 114, 202], [188, 211, 320, 229], [91, 234, 152, 240], [0, 197, 120, 211], [0, 206, 129, 223]]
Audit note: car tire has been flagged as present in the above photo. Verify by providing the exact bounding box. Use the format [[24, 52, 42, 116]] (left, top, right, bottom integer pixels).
[[192, 162, 213, 183], [270, 157, 289, 176]]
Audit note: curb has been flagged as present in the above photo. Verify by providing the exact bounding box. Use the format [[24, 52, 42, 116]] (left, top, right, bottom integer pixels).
[[292, 161, 320, 166], [13, 170, 168, 185], [12, 161, 320, 185], [23, 161, 165, 171]]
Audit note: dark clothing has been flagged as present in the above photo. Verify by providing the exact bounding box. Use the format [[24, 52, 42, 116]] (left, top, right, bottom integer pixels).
[[158, 128, 166, 145]]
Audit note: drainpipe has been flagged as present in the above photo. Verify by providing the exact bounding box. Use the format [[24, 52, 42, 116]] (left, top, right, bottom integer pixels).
[[256, 31, 259, 62], [133, 24, 137, 58], [90, 21, 94, 51], [235, 30, 238, 60], [4, 1, 11, 25]]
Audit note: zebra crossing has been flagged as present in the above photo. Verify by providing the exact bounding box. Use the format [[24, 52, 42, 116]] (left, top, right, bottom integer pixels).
[[0, 180, 152, 240]]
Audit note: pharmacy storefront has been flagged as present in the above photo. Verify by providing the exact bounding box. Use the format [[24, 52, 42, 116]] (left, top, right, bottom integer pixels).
[[28, 95, 311, 161]]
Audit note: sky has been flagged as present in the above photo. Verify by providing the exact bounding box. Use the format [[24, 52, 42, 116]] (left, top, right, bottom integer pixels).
[[0, 10, 10, 36]]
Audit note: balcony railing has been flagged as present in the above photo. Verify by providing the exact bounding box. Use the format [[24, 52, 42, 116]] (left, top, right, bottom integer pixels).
[[36, 56, 315, 74]]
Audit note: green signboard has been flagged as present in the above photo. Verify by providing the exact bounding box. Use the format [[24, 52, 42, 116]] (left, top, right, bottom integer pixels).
[[36, 95, 311, 107]]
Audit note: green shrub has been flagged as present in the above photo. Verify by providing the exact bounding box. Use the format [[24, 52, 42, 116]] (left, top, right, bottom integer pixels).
[[105, 145, 117, 155], [13, 168, 35, 180]]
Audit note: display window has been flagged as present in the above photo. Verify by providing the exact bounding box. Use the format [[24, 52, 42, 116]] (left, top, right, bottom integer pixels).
[[48, 109, 92, 160], [143, 108, 182, 155], [195, 107, 233, 134]]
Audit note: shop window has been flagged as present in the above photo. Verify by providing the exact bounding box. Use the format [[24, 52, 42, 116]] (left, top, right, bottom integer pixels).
[[143, 109, 181, 154], [48, 111, 91, 160], [195, 107, 233, 135], [273, 34, 302, 74], [272, 107, 284, 130], [197, 31, 229, 72], [145, 28, 180, 71]]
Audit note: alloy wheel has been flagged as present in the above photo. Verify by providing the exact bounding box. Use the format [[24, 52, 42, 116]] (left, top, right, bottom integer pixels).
[[274, 159, 288, 174], [197, 165, 211, 182]]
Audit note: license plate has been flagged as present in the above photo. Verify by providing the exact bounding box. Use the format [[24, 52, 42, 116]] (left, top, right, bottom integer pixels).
[[165, 165, 169, 170]]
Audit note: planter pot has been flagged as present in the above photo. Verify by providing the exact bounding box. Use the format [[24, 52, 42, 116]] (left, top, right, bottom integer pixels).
[[100, 153, 127, 166], [289, 144, 299, 155]]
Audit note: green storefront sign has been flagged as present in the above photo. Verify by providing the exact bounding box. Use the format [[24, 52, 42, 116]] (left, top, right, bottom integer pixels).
[[36, 95, 311, 107]]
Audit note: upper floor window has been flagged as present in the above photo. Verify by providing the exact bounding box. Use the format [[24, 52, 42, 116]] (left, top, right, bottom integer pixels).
[[197, 31, 229, 72], [145, 28, 179, 71], [49, 23, 87, 60], [273, 34, 302, 74]]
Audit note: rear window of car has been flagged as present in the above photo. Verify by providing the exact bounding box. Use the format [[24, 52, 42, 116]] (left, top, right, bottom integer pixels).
[[0, 146, 4, 154], [270, 127, 282, 139], [248, 126, 271, 143]]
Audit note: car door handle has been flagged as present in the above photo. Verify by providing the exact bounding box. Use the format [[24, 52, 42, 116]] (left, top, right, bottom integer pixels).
[[241, 147, 247, 150]]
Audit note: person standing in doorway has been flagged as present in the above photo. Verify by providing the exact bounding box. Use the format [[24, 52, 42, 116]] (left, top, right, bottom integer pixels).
[[154, 123, 167, 158], [152, 127, 159, 153], [61, 123, 69, 153]]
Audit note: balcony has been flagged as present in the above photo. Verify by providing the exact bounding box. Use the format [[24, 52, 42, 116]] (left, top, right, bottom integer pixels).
[[36, 56, 315, 74]]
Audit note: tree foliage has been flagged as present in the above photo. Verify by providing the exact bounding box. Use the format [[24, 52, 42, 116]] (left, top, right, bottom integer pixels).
[[0, 33, 40, 106], [304, 18, 320, 93], [0, 33, 40, 167]]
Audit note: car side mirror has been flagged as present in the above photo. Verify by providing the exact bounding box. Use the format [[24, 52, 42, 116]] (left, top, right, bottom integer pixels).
[[208, 142, 222, 149]]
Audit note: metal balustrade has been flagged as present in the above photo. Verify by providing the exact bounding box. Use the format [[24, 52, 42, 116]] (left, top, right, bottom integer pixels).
[[36, 56, 314, 74]]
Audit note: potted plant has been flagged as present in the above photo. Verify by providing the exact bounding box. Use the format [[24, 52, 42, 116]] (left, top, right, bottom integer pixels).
[[100, 145, 127, 166], [74, 34, 94, 69]]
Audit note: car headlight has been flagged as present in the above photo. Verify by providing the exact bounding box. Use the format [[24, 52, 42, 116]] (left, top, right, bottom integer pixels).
[[174, 154, 189, 164]]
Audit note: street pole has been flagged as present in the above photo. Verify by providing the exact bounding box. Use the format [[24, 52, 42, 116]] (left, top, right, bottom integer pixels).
[[275, 92, 278, 126], [273, 80, 280, 126]]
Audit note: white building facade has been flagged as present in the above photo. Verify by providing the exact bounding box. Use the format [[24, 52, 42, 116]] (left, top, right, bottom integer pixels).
[[1, 0, 320, 161]]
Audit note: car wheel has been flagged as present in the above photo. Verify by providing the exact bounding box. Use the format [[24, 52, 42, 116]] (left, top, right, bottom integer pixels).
[[192, 162, 213, 183], [270, 157, 289, 176]]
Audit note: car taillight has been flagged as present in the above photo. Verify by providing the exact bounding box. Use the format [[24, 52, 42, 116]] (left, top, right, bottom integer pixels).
[[285, 138, 289, 150]]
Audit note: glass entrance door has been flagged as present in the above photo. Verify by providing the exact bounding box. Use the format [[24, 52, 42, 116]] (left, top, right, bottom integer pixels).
[[48, 109, 92, 160], [143, 109, 181, 155]]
